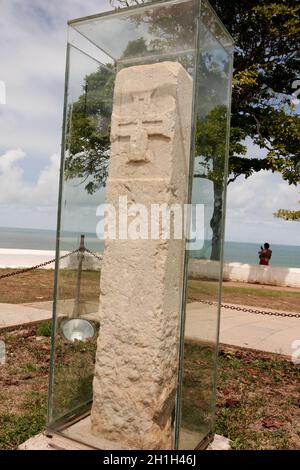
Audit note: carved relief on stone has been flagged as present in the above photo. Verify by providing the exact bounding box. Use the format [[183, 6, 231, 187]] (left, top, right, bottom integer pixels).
[[111, 90, 173, 164], [91, 62, 193, 450]]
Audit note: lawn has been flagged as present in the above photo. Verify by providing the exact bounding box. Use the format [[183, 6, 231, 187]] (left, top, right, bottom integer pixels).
[[0, 270, 299, 449], [0, 269, 100, 305], [188, 279, 300, 312], [186, 342, 300, 450], [1, 268, 300, 312], [0, 324, 299, 450]]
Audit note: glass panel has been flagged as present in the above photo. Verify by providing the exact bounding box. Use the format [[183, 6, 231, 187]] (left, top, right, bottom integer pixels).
[[48, 0, 233, 450], [49, 2, 201, 445], [201, 0, 234, 49], [178, 10, 233, 449], [48, 45, 114, 426], [70, 0, 198, 62]]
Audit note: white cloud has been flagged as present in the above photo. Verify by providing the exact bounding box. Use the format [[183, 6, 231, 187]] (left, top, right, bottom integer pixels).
[[227, 171, 299, 216], [0, 1, 299, 247], [0, 148, 105, 232], [0, 0, 113, 157], [0, 149, 59, 207], [226, 171, 300, 245]]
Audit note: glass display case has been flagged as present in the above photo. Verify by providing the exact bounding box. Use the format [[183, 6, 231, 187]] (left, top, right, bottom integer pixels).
[[48, 0, 234, 450]]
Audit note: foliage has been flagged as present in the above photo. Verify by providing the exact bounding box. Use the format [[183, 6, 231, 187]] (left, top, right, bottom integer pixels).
[[195, 106, 228, 183], [274, 197, 300, 221], [0, 391, 46, 450], [274, 209, 300, 221], [108, 0, 300, 186], [64, 65, 115, 193], [66, 0, 300, 190], [36, 321, 52, 337], [63, 0, 300, 261]]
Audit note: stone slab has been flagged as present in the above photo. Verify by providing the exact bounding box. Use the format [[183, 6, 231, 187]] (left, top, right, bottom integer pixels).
[[18, 433, 54, 450], [208, 434, 231, 450], [19, 429, 230, 451], [91, 61, 193, 449], [18, 432, 93, 450]]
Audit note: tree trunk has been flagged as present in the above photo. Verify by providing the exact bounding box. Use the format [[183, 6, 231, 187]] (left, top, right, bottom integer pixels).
[[210, 182, 223, 261]]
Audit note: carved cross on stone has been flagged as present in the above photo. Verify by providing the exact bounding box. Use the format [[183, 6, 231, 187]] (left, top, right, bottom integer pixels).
[[111, 91, 171, 164]]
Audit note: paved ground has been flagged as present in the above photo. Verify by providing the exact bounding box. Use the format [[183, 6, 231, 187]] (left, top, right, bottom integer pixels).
[[0, 301, 299, 358], [186, 302, 299, 358], [0, 303, 52, 330]]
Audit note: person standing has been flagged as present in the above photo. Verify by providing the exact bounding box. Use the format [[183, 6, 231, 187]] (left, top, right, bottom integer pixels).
[[259, 243, 272, 266]]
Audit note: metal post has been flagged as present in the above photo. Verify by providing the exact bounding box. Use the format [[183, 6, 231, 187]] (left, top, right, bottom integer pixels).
[[72, 234, 85, 318]]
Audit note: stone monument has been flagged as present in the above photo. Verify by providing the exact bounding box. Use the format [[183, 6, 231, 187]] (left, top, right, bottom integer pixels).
[[91, 62, 193, 449]]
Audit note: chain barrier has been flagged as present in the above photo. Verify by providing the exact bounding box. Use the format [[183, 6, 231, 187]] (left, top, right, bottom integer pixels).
[[0, 249, 81, 280], [84, 248, 103, 262], [0, 249, 298, 318], [0, 246, 102, 280], [197, 299, 300, 319]]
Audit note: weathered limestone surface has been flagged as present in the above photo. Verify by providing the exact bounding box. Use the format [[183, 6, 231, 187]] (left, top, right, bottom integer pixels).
[[91, 62, 192, 449]]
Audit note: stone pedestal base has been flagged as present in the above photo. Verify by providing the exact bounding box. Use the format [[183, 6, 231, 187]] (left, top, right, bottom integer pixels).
[[19, 427, 231, 451]]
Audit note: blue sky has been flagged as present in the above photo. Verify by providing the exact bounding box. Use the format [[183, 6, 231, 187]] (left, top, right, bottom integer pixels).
[[0, 0, 299, 246]]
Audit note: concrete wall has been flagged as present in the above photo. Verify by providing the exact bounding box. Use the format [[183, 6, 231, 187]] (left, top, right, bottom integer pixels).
[[189, 259, 300, 289], [0, 249, 58, 269], [0, 249, 299, 288], [0, 249, 101, 271]]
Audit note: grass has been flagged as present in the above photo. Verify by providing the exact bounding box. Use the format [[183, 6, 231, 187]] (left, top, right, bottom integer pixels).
[[1, 267, 299, 312], [0, 325, 299, 450], [215, 346, 300, 450], [51, 331, 98, 421], [36, 321, 52, 338], [0, 406, 46, 450], [188, 279, 300, 312], [0, 386, 47, 450], [180, 342, 300, 450], [0, 268, 100, 305], [0, 326, 50, 449]]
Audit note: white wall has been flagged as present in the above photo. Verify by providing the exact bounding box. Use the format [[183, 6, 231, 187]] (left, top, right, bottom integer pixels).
[[0, 249, 101, 271], [0, 249, 58, 269], [189, 259, 300, 288]]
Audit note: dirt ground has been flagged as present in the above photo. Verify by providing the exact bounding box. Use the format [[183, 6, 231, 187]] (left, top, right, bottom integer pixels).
[[223, 280, 300, 293], [0, 269, 100, 305], [188, 279, 300, 312], [0, 324, 299, 450], [0, 270, 299, 449], [215, 345, 300, 450]]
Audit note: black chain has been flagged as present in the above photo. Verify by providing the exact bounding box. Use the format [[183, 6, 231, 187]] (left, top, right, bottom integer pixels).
[[1, 253, 298, 319], [0, 247, 103, 281], [197, 299, 300, 319], [84, 248, 103, 262]]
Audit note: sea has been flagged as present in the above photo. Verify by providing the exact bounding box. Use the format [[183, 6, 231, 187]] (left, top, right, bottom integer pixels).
[[0, 226, 299, 269]]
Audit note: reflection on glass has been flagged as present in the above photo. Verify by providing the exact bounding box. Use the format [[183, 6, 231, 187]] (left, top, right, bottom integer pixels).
[[48, 46, 114, 425], [179, 14, 233, 449]]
